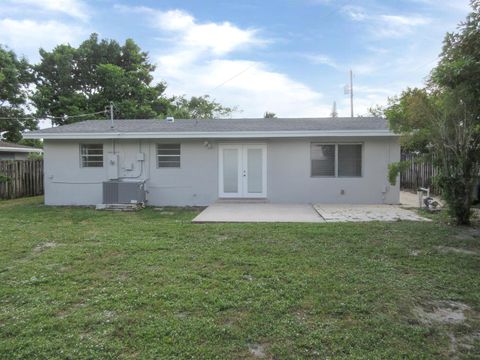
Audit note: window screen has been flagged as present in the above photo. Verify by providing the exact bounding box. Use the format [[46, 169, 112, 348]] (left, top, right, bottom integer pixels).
[[80, 144, 103, 167], [338, 144, 362, 177], [157, 144, 181, 168], [311, 144, 335, 176]]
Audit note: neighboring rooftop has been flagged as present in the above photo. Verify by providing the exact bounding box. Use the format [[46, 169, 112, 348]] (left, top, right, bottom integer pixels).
[[23, 117, 395, 139], [0, 141, 43, 153]]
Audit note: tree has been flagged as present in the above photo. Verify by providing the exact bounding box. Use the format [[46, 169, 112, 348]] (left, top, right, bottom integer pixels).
[[431, 0, 480, 108], [384, 88, 436, 153], [330, 101, 338, 118], [167, 95, 236, 119], [32, 34, 170, 125], [0, 46, 36, 142], [384, 1, 480, 225], [264, 111, 276, 118]]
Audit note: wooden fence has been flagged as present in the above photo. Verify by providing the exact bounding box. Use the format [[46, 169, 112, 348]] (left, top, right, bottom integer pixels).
[[0, 160, 44, 199], [400, 153, 439, 194]]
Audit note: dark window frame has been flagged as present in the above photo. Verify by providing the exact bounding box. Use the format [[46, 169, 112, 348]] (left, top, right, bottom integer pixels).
[[157, 144, 181, 168], [310, 143, 336, 177], [310, 143, 362, 178], [338, 144, 363, 178], [80, 144, 104, 168]]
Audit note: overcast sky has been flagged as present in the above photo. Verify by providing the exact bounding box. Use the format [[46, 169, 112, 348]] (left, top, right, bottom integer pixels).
[[0, 0, 472, 120]]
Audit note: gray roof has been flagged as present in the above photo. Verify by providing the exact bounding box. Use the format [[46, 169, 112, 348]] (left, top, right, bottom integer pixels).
[[27, 117, 389, 135], [0, 141, 43, 152]]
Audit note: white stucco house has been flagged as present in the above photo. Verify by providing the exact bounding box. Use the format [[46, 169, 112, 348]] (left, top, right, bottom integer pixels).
[[23, 117, 400, 206]]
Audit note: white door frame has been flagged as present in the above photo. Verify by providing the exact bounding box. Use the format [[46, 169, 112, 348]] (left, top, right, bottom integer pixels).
[[218, 143, 267, 198]]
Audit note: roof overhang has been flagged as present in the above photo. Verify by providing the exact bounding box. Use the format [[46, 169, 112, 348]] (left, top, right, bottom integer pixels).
[[0, 147, 43, 153], [23, 130, 398, 140]]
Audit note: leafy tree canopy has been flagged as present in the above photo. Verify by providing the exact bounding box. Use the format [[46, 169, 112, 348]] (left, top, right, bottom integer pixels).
[[32, 34, 170, 125], [2, 33, 236, 140], [32, 34, 236, 125], [381, 0, 480, 224], [431, 0, 480, 101], [0, 46, 36, 142], [264, 111, 276, 118], [382, 88, 439, 152], [167, 95, 236, 119]]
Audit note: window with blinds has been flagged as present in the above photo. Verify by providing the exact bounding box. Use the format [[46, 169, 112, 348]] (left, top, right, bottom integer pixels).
[[80, 144, 103, 167], [311, 144, 335, 177], [311, 143, 362, 177], [157, 144, 181, 168], [338, 144, 362, 177]]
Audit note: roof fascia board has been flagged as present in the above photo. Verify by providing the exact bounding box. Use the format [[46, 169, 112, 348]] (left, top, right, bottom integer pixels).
[[0, 147, 43, 153], [24, 130, 398, 139]]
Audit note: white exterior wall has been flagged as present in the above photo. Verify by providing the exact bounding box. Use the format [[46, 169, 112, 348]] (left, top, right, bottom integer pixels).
[[267, 138, 399, 204], [43, 137, 400, 206]]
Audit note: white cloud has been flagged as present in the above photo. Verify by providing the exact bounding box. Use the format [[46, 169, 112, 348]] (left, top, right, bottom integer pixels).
[[377, 15, 431, 38], [115, 5, 329, 117], [303, 54, 340, 69], [380, 14, 430, 27], [0, 18, 85, 61], [159, 59, 329, 117], [115, 5, 264, 56], [342, 5, 431, 38], [6, 0, 90, 21]]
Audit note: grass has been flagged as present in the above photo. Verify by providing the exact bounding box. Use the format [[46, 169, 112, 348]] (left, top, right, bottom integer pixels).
[[0, 197, 479, 359]]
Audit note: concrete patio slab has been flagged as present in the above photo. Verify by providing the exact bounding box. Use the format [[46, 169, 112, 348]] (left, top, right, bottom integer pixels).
[[313, 204, 430, 222], [192, 203, 324, 223]]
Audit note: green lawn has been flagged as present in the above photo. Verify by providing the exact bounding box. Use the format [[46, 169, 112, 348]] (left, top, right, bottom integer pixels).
[[0, 197, 479, 359]]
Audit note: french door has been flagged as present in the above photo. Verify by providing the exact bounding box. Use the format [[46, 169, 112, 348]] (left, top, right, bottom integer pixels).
[[218, 144, 267, 198]]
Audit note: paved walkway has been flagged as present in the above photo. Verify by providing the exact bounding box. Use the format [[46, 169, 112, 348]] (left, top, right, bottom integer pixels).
[[313, 204, 430, 222], [192, 200, 430, 223], [192, 203, 324, 223]]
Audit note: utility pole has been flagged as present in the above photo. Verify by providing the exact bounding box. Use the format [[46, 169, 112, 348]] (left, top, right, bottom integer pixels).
[[349, 69, 354, 118], [109, 101, 114, 128]]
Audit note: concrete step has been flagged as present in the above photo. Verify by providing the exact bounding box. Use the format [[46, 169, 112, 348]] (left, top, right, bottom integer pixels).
[[216, 198, 268, 204], [96, 203, 144, 211]]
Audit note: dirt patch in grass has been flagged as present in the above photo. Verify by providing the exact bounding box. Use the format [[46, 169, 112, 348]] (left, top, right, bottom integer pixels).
[[175, 312, 189, 319], [102, 310, 117, 322], [434, 246, 478, 256], [242, 274, 254, 281], [448, 331, 480, 359], [293, 309, 310, 324], [413, 300, 480, 358], [33, 241, 57, 253], [413, 300, 471, 325], [248, 343, 267, 358], [153, 208, 175, 215]]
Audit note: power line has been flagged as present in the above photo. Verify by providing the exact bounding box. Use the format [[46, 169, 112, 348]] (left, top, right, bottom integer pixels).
[[0, 115, 38, 120], [0, 110, 107, 121], [316, 0, 350, 22], [409, 57, 440, 74], [211, 63, 256, 91], [209, 2, 349, 93]]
